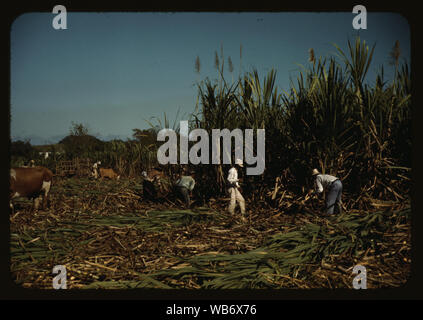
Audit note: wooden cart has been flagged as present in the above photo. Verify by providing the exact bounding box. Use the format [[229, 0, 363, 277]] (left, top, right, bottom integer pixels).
[[55, 158, 92, 177]]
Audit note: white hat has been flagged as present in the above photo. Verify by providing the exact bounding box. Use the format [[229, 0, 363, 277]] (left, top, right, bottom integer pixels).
[[312, 168, 320, 176], [141, 171, 147, 177], [235, 158, 243, 167]]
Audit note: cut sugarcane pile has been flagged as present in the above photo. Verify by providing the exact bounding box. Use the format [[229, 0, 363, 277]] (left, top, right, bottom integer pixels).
[[10, 176, 411, 289]]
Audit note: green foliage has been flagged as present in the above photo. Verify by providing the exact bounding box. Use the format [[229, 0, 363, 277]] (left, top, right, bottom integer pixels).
[[132, 128, 158, 147], [190, 37, 411, 200], [58, 122, 104, 159], [10, 140, 34, 159], [99, 139, 158, 177], [69, 121, 90, 136], [11, 37, 410, 197], [59, 134, 105, 159], [10, 140, 36, 167]]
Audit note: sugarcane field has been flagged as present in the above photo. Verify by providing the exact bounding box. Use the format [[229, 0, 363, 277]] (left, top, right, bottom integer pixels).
[[9, 12, 412, 292]]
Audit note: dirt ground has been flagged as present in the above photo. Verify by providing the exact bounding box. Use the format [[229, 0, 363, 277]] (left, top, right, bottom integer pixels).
[[9, 176, 411, 289]]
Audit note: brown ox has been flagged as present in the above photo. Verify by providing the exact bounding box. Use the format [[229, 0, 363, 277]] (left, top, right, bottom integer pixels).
[[10, 166, 53, 211], [146, 169, 164, 182], [99, 168, 120, 179]]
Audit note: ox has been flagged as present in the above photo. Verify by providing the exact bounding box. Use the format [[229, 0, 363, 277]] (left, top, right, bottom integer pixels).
[[99, 168, 120, 180], [10, 166, 53, 212], [143, 169, 165, 184]]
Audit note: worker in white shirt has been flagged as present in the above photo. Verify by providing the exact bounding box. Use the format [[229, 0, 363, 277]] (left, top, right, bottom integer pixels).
[[227, 158, 246, 218], [309, 168, 343, 214], [92, 161, 101, 179]]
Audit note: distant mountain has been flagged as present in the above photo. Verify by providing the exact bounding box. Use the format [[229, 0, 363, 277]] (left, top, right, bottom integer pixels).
[[96, 133, 131, 141], [11, 133, 131, 146], [43, 134, 68, 145], [10, 134, 63, 146]]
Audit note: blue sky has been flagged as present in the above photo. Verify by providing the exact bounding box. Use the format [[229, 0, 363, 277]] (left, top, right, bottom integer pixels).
[[10, 11, 411, 145]]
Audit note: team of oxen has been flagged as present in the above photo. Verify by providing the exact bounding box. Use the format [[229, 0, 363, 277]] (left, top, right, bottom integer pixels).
[[9, 164, 121, 213]]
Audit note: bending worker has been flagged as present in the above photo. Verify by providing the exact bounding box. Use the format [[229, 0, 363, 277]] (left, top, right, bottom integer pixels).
[[309, 168, 343, 214], [227, 158, 246, 218], [142, 170, 158, 201], [175, 171, 195, 207]]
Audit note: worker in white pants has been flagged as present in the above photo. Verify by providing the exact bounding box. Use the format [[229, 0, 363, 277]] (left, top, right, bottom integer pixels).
[[92, 161, 101, 179], [227, 158, 246, 217]]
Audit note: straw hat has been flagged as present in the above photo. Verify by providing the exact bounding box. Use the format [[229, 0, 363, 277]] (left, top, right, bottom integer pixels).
[[235, 158, 244, 167], [312, 168, 320, 176]]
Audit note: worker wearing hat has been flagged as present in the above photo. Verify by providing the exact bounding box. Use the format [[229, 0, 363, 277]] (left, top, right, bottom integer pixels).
[[309, 168, 343, 214], [227, 158, 246, 219], [142, 170, 158, 201], [174, 169, 196, 207]]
